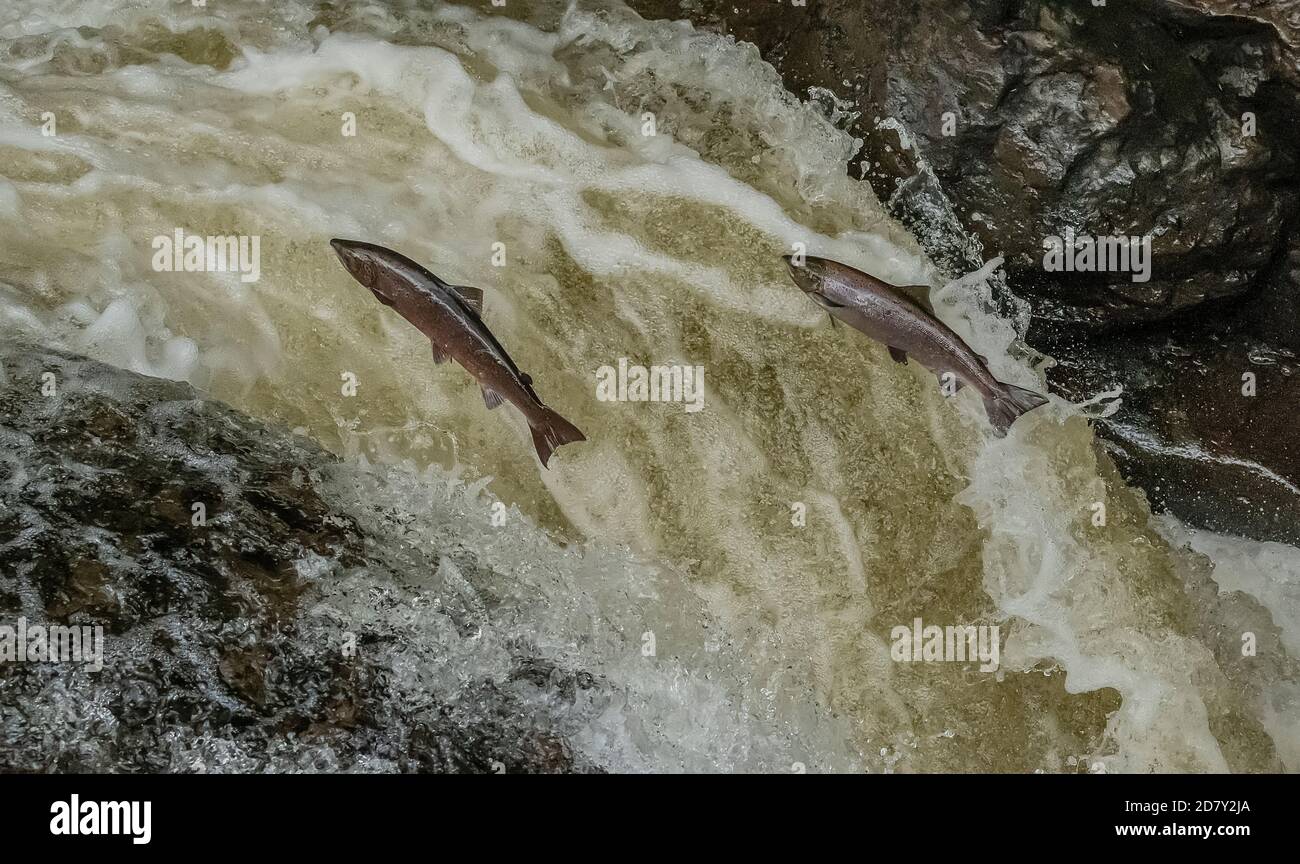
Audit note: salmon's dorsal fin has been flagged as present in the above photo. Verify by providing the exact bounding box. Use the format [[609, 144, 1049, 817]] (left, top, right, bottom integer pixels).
[[897, 283, 936, 317], [449, 284, 484, 315]]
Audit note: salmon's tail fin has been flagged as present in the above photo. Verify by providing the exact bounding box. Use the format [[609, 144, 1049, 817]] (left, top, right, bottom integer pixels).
[[530, 407, 586, 468], [983, 381, 1050, 436]]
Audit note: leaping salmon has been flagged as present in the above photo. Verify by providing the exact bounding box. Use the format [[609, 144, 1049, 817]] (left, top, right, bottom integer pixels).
[[785, 255, 1048, 435], [331, 239, 585, 467]]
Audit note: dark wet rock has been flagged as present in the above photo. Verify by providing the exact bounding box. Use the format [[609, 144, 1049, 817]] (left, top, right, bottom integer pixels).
[[0, 344, 602, 773], [630, 0, 1299, 328], [1059, 319, 1300, 545], [628, 0, 1300, 543]]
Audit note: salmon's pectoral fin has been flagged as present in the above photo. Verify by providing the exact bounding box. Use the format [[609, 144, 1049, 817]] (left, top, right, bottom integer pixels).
[[450, 284, 484, 315], [430, 343, 449, 364], [888, 346, 908, 364], [369, 287, 395, 308], [481, 386, 505, 410], [810, 291, 845, 310], [809, 293, 842, 329]]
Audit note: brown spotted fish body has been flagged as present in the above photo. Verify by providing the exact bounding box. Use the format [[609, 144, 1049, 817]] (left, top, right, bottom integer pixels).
[[331, 238, 584, 466], [786, 255, 1048, 435]]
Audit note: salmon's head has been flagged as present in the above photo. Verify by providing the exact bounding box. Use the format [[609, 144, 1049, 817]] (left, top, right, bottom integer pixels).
[[783, 254, 836, 304], [331, 238, 386, 295]]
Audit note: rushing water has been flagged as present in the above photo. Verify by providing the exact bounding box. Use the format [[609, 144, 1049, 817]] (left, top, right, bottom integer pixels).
[[0, 0, 1295, 772]]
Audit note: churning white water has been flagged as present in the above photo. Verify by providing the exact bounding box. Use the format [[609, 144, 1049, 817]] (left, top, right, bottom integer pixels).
[[0, 0, 1294, 771]]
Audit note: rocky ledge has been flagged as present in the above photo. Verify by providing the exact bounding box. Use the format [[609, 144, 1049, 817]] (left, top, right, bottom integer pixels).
[[0, 344, 602, 773]]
